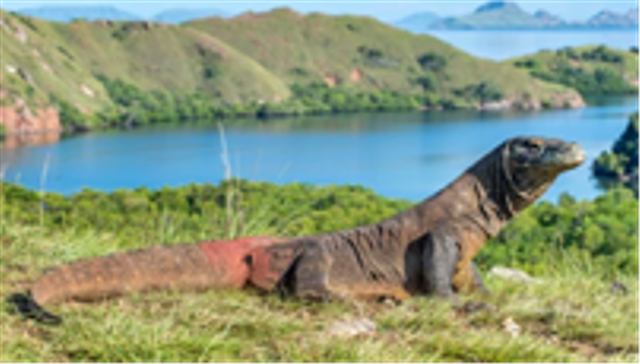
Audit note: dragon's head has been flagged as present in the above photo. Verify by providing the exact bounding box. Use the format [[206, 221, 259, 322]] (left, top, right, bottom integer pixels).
[[503, 136, 586, 200]]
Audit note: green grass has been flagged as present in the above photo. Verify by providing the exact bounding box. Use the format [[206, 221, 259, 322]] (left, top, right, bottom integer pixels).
[[1, 215, 637, 362]]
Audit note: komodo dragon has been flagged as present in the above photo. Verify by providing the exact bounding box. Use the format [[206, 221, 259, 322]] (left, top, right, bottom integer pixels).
[[9, 136, 585, 324]]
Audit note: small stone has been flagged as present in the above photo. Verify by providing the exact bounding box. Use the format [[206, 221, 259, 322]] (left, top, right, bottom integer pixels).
[[502, 316, 521, 338], [489, 266, 543, 285], [326, 318, 377, 338]]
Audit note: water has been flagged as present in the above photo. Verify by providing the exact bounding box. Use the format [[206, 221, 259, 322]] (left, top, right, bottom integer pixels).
[[2, 97, 637, 203], [426, 30, 638, 60]]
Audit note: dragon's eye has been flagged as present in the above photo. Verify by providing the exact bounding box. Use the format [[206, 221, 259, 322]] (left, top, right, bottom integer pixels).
[[523, 140, 542, 154]]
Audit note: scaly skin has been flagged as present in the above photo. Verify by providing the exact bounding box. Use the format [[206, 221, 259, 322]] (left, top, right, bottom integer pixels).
[[9, 137, 585, 323]]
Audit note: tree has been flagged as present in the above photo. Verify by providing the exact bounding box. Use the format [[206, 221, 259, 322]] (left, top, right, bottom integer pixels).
[[417, 53, 447, 73]]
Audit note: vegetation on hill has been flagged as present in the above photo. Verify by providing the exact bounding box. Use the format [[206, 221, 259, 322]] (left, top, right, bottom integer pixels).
[[0, 8, 582, 133], [510, 46, 639, 96], [1, 181, 637, 361], [593, 112, 639, 194]]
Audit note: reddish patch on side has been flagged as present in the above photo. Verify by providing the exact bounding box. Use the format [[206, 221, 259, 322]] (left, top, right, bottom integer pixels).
[[198, 237, 274, 288], [249, 244, 301, 291]]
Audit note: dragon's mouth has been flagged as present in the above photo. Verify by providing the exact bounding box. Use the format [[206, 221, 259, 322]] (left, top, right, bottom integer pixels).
[[549, 142, 586, 171]]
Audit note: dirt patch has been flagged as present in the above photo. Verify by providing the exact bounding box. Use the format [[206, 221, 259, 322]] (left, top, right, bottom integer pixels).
[[350, 69, 362, 82], [323, 75, 338, 87], [196, 40, 228, 60]]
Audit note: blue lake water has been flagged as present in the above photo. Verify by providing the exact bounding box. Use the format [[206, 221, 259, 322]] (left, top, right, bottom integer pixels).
[[426, 30, 638, 60], [3, 30, 639, 202], [2, 96, 637, 203]]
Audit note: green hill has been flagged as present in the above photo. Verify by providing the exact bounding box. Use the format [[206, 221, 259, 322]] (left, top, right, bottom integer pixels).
[[593, 112, 639, 194], [508, 46, 639, 96], [0, 8, 582, 132]]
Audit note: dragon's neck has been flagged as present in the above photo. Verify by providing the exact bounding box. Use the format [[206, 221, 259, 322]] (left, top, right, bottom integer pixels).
[[367, 145, 544, 246]]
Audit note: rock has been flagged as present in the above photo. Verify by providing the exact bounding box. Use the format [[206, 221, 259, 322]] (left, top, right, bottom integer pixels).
[[81, 84, 95, 98], [489, 266, 543, 285], [480, 99, 510, 111], [326, 318, 377, 338], [502, 316, 521, 338], [0, 98, 62, 138]]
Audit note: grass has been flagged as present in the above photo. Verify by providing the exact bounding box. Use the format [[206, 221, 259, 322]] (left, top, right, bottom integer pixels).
[[1, 217, 637, 362]]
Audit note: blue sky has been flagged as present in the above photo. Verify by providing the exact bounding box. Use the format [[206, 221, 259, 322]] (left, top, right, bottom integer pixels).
[[1, 0, 637, 22]]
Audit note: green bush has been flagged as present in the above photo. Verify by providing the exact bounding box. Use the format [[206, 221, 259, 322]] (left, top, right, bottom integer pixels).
[[593, 112, 638, 194]]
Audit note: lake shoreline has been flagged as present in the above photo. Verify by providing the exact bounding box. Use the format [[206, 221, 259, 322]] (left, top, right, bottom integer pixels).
[[1, 96, 587, 149], [1, 95, 636, 203]]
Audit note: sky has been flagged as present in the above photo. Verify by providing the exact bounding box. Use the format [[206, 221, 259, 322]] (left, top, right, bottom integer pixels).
[[1, 0, 638, 23]]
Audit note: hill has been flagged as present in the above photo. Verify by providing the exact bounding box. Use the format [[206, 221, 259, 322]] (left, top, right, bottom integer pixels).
[[587, 9, 638, 28], [0, 7, 582, 134], [393, 11, 441, 33], [152, 8, 228, 24], [508, 46, 639, 96], [431, 1, 547, 30], [12, 5, 141, 22]]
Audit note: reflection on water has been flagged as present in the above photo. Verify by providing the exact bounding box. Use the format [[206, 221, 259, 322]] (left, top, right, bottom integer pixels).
[[0, 132, 61, 149]]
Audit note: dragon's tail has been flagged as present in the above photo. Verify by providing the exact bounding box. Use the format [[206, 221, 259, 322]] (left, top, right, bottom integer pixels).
[[8, 237, 276, 323]]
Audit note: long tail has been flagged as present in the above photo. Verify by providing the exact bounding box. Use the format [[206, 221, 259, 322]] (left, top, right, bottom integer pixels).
[[8, 237, 277, 322]]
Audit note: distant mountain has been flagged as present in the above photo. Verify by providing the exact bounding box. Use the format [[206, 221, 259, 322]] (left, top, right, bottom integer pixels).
[[394, 11, 441, 32], [152, 8, 228, 24], [428, 1, 638, 30], [587, 9, 638, 28], [430, 1, 546, 30], [533, 10, 565, 27], [15, 5, 141, 22]]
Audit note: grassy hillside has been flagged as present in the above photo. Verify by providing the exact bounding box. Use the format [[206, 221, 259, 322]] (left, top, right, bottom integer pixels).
[[0, 182, 637, 362], [509, 45, 639, 96], [0, 10, 290, 111], [187, 9, 572, 100], [0, 8, 582, 132]]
